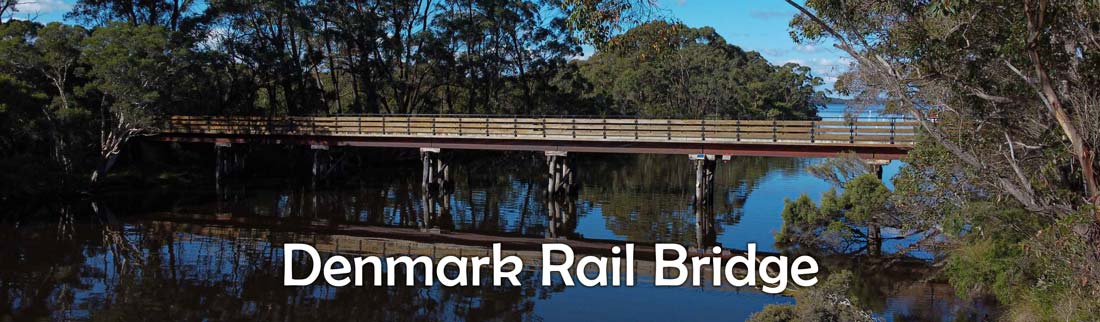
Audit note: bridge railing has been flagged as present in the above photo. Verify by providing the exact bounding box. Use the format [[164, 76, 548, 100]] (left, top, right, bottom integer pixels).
[[163, 115, 918, 145]]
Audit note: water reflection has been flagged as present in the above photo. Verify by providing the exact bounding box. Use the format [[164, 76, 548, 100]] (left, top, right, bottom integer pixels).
[[2, 153, 985, 321], [2, 205, 564, 321], [199, 153, 787, 246]]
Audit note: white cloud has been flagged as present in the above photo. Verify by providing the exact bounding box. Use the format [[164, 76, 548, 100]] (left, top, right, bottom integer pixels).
[[14, 0, 72, 14], [794, 44, 818, 54]]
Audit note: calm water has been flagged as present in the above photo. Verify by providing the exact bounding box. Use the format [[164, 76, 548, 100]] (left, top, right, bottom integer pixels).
[[2, 149, 989, 321]]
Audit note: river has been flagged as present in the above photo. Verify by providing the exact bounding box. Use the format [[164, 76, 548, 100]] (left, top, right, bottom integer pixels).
[[1, 145, 991, 321]]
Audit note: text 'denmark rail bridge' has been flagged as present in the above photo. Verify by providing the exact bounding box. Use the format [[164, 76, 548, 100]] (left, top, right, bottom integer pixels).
[[157, 115, 918, 159]]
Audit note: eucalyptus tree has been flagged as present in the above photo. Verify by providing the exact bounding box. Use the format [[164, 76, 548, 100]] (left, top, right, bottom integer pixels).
[[784, 0, 1100, 317], [787, 0, 1099, 216], [579, 21, 823, 119], [204, 0, 326, 116], [83, 22, 182, 182], [431, 0, 588, 115]]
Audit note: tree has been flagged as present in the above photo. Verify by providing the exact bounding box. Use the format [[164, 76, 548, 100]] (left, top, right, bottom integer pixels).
[[786, 0, 1098, 216], [549, 0, 655, 47], [747, 271, 875, 322], [31, 23, 89, 173], [83, 22, 181, 182], [778, 174, 893, 256], [784, 0, 1100, 317], [0, 21, 96, 183], [579, 21, 823, 119]]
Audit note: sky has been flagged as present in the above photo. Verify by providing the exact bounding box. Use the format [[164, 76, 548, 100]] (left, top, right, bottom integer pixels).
[[9, 0, 849, 88]]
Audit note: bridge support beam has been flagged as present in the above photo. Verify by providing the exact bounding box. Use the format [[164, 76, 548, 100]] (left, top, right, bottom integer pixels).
[[545, 151, 578, 239], [865, 159, 889, 180], [310, 144, 333, 187], [420, 148, 451, 231], [545, 151, 576, 197], [691, 154, 718, 249], [215, 142, 246, 190]]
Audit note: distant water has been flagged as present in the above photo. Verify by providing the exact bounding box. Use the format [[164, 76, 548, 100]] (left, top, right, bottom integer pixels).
[[818, 102, 905, 119]]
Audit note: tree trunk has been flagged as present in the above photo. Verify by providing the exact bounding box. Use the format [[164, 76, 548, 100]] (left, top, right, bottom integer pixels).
[[90, 149, 121, 184]]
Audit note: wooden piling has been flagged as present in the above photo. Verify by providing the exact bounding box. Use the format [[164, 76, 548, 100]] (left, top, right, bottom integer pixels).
[[692, 154, 718, 249]]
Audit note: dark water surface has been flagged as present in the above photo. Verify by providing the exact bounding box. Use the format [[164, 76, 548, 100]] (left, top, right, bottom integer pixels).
[[2, 152, 989, 321]]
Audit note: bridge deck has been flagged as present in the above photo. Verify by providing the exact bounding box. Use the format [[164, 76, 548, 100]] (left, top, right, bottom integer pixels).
[[157, 115, 918, 159]]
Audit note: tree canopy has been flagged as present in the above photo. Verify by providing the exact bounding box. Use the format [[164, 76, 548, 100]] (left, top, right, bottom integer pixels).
[[579, 21, 824, 119]]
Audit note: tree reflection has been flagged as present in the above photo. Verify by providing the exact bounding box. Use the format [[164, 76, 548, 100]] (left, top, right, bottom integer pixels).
[[580, 155, 803, 245], [2, 153, 984, 321], [2, 203, 562, 321], [190, 153, 804, 248]]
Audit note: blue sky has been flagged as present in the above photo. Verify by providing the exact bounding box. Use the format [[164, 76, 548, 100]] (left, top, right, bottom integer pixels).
[[10, 0, 848, 88]]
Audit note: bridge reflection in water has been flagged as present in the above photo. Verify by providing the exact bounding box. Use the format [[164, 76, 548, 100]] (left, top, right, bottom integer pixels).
[[0, 152, 989, 321]]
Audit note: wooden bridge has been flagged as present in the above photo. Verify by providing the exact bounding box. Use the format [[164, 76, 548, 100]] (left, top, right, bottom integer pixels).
[[157, 115, 917, 159], [155, 115, 917, 207]]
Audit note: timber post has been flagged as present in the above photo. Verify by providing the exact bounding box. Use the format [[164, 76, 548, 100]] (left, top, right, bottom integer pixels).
[[691, 154, 718, 249], [215, 140, 244, 191], [545, 151, 575, 197], [545, 150, 578, 239], [419, 148, 450, 231], [310, 144, 330, 188]]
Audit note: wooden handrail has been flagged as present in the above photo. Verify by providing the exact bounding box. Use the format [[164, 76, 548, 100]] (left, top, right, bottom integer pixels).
[[162, 115, 919, 146]]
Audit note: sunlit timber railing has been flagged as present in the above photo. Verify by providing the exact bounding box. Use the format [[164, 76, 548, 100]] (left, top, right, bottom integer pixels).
[[163, 115, 918, 146]]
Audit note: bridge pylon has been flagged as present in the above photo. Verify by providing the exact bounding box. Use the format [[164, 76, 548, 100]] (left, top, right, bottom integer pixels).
[[215, 141, 246, 190], [545, 151, 579, 239], [420, 148, 451, 231], [690, 154, 718, 249]]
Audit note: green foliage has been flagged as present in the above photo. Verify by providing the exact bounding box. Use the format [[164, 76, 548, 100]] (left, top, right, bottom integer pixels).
[[0, 20, 93, 186], [0, 72, 48, 149], [945, 238, 1024, 302], [551, 0, 650, 47], [83, 22, 179, 125], [747, 271, 875, 322], [839, 174, 889, 223], [777, 173, 892, 254], [579, 21, 824, 119], [746, 305, 796, 322], [781, 194, 823, 225]]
